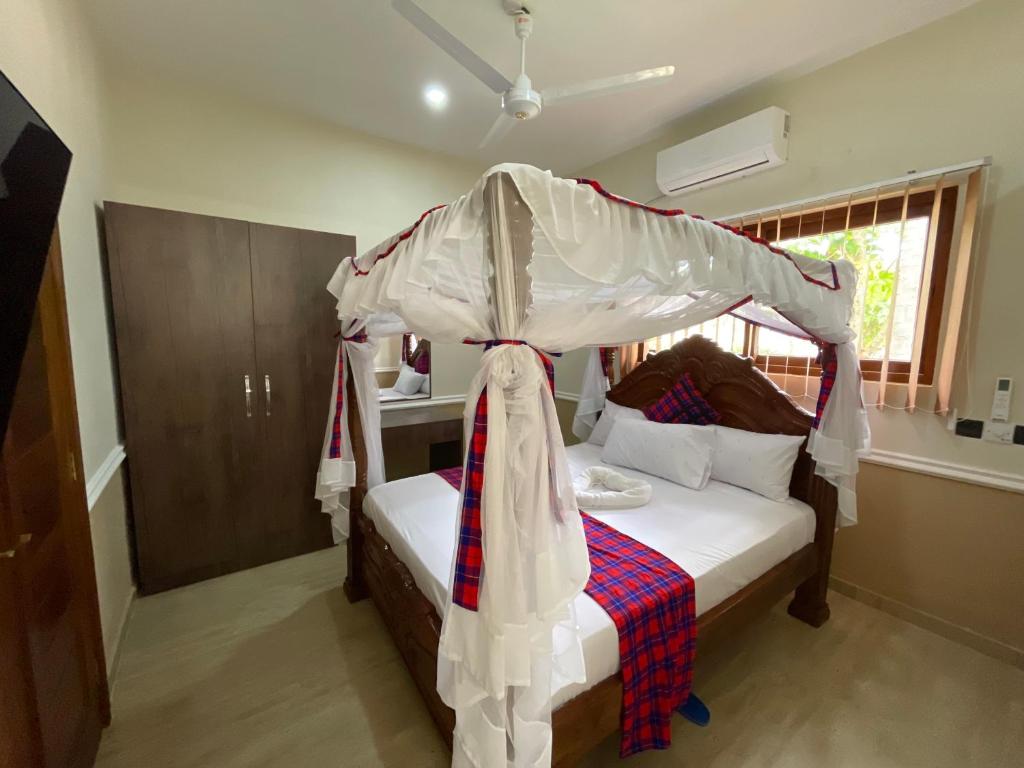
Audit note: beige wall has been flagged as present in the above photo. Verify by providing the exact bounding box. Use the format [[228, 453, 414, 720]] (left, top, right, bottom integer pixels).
[[102, 66, 597, 401], [2, 3, 491, 680], [104, 69, 487, 397], [88, 467, 135, 671], [1, 0, 134, 674], [833, 462, 1023, 654], [579, 0, 1024, 654]]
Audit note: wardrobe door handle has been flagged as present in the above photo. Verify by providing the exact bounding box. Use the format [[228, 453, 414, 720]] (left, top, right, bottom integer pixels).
[[264, 375, 271, 417], [0, 534, 29, 559], [244, 375, 253, 418]]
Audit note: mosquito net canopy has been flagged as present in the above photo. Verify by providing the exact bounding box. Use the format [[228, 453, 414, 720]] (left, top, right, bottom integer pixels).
[[316, 163, 869, 767]]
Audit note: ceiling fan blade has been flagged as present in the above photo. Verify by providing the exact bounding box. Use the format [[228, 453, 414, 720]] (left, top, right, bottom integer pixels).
[[541, 65, 675, 107], [392, 0, 513, 94], [479, 112, 516, 149]]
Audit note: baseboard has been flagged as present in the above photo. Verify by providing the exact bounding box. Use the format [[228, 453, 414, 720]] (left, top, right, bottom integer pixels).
[[381, 391, 580, 412], [86, 444, 126, 510], [861, 449, 1024, 495], [106, 585, 136, 696], [380, 394, 466, 411], [829, 576, 1022, 669]]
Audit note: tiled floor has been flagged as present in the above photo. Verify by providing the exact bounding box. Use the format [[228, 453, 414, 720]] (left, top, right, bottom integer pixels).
[[96, 548, 1024, 767]]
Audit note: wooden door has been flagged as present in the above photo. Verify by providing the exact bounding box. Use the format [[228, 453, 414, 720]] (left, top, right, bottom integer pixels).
[[246, 224, 347, 566], [0, 471, 43, 768], [105, 204, 260, 593], [0, 236, 109, 768]]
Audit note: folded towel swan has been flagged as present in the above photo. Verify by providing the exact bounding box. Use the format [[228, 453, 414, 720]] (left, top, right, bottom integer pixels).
[[573, 466, 653, 510]]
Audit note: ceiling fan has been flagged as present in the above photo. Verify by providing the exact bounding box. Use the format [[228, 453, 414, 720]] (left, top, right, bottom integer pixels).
[[393, 0, 676, 148]]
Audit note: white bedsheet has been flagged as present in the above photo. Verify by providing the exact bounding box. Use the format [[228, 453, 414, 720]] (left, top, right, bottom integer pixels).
[[363, 442, 815, 707], [378, 387, 430, 403]]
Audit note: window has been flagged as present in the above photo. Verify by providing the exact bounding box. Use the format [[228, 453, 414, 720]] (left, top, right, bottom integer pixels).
[[735, 186, 958, 384], [647, 180, 964, 387]]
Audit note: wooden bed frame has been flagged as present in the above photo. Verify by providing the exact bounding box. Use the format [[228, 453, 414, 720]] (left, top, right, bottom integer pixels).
[[342, 335, 837, 766]]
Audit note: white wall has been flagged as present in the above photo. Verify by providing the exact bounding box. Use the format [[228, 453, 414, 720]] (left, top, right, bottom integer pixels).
[[104, 69, 488, 397], [578, 0, 1024, 480], [1, 0, 134, 672]]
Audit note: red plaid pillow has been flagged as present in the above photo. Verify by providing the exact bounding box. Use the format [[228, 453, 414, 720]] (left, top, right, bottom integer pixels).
[[413, 348, 430, 374], [642, 373, 720, 426]]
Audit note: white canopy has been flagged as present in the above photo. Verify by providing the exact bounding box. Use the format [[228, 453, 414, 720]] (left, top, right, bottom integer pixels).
[[317, 163, 869, 767]]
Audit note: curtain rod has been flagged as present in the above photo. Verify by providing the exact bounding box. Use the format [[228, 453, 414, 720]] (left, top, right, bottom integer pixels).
[[716, 157, 991, 223]]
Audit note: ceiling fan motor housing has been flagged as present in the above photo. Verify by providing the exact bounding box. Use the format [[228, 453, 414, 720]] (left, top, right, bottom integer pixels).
[[503, 73, 542, 120]]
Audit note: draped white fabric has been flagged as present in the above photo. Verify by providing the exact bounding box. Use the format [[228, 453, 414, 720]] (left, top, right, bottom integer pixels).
[[571, 347, 608, 441], [324, 163, 869, 766], [314, 322, 385, 539], [438, 345, 590, 767]]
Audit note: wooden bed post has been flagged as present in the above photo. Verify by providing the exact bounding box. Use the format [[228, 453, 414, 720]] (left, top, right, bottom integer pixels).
[[787, 473, 837, 627], [343, 355, 369, 603]]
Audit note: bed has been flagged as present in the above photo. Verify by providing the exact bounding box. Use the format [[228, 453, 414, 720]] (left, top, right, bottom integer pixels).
[[342, 335, 838, 766]]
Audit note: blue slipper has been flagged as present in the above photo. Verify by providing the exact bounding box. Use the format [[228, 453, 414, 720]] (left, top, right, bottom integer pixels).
[[677, 692, 711, 727]]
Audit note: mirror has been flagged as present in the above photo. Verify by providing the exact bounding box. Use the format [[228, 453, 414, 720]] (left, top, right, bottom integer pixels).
[[377, 333, 431, 404]]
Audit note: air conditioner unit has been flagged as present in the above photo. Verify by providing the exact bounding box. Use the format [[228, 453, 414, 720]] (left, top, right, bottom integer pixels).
[[656, 106, 790, 197]]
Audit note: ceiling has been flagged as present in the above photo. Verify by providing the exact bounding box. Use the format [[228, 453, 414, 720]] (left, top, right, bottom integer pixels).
[[87, 0, 978, 175]]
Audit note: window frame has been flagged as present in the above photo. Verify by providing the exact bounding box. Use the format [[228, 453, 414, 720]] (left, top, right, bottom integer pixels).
[[735, 186, 959, 385]]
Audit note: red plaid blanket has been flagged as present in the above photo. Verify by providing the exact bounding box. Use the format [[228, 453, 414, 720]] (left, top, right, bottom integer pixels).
[[436, 467, 696, 757]]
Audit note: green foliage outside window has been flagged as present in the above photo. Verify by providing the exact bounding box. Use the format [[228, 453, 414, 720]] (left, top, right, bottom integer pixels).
[[781, 227, 896, 358]]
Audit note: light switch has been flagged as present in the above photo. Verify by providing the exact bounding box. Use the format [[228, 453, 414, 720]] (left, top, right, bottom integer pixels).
[[982, 421, 1014, 444]]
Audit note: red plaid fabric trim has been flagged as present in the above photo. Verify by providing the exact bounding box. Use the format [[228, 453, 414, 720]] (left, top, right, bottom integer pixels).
[[599, 346, 615, 381], [448, 341, 558, 611], [351, 204, 447, 277], [583, 513, 696, 756], [437, 467, 697, 757], [401, 333, 412, 364], [813, 343, 838, 429], [575, 177, 840, 291], [413, 347, 430, 374], [642, 373, 720, 426], [329, 347, 346, 459], [328, 333, 368, 459], [435, 466, 464, 489], [451, 389, 488, 610]]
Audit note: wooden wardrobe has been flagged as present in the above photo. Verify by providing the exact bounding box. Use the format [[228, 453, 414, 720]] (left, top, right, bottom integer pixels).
[[104, 203, 351, 593]]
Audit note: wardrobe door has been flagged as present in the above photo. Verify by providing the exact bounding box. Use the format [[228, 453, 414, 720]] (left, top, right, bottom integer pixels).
[[105, 204, 259, 593], [246, 224, 349, 566]]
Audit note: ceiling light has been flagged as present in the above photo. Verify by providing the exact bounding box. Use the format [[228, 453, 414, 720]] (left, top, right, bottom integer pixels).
[[423, 85, 448, 110]]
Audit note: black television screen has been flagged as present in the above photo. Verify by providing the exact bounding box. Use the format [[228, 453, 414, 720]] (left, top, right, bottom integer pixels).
[[1, 69, 72, 444]]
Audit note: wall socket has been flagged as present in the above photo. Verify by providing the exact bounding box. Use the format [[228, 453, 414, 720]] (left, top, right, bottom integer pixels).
[[982, 421, 1015, 444], [954, 418, 984, 439], [953, 417, 1023, 445]]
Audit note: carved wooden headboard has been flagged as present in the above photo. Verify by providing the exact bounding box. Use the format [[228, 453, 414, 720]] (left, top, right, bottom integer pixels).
[[606, 335, 827, 509]]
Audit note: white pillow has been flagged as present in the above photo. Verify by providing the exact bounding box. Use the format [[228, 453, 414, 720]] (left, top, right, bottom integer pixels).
[[419, 375, 431, 395], [394, 364, 427, 396], [587, 400, 646, 446], [602, 419, 714, 491], [711, 425, 805, 501]]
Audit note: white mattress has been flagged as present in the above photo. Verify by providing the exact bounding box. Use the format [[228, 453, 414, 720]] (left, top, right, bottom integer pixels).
[[363, 442, 815, 707]]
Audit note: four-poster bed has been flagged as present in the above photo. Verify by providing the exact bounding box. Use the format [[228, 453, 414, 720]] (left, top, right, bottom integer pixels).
[[345, 336, 837, 765], [316, 164, 868, 767]]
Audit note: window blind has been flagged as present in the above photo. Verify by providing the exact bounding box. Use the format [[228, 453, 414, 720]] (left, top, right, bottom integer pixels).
[[641, 161, 987, 414]]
